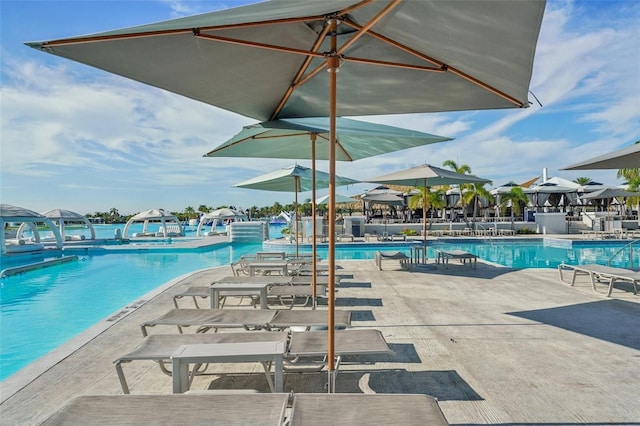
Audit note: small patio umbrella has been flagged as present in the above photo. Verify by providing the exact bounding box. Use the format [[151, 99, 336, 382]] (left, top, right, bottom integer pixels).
[[364, 164, 491, 263], [316, 193, 355, 205], [235, 165, 358, 256], [27, 0, 545, 391], [562, 144, 640, 170], [580, 187, 640, 231]]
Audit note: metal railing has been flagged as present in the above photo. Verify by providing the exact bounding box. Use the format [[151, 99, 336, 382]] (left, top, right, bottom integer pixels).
[[607, 238, 640, 269]]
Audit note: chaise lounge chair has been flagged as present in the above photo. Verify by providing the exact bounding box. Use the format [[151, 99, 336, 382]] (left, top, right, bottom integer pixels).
[[435, 250, 478, 269], [558, 263, 640, 297], [140, 308, 352, 336], [374, 251, 411, 270], [114, 329, 390, 394], [40, 393, 290, 425]]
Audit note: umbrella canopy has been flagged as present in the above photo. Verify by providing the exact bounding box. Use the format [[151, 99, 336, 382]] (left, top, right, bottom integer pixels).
[[27, 0, 545, 391], [364, 164, 491, 263], [27, 1, 544, 120], [579, 187, 639, 201], [205, 117, 452, 161], [235, 165, 358, 192], [361, 192, 405, 205], [316, 193, 355, 205], [364, 164, 491, 188], [563, 144, 640, 170], [41, 208, 96, 240], [236, 165, 357, 256]]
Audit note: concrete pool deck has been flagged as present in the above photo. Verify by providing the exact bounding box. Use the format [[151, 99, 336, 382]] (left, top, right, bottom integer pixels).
[[1, 253, 639, 424]]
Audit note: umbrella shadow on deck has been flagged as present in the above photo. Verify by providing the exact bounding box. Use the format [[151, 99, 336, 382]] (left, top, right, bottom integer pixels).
[[410, 263, 518, 279], [206, 369, 481, 401], [506, 299, 640, 350]]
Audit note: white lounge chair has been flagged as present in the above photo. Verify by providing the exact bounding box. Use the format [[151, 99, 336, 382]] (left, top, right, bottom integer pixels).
[[374, 251, 410, 270], [435, 250, 478, 268], [140, 308, 352, 336], [289, 393, 449, 426], [40, 394, 289, 425], [114, 329, 390, 394], [558, 263, 640, 297]]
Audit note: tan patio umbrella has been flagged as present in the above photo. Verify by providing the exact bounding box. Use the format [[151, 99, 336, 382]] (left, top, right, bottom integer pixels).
[[364, 164, 491, 263], [27, 0, 545, 391], [562, 144, 640, 170]]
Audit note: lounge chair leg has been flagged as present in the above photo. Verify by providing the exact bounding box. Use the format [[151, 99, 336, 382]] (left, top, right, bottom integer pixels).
[[114, 362, 131, 394]]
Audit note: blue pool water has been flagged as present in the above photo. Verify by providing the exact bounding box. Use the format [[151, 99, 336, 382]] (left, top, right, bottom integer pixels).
[[1, 235, 638, 381]]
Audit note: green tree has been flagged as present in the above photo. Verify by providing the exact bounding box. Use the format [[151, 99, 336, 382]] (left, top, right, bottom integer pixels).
[[442, 159, 472, 221], [197, 205, 210, 214], [499, 185, 529, 229], [408, 186, 446, 232], [463, 182, 493, 230], [617, 140, 640, 217], [573, 176, 593, 185], [183, 206, 196, 218]]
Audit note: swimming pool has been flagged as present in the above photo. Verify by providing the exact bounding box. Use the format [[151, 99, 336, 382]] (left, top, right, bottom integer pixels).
[[1, 237, 638, 381]]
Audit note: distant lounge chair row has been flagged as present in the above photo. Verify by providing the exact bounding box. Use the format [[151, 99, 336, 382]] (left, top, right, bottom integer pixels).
[[558, 263, 640, 297]]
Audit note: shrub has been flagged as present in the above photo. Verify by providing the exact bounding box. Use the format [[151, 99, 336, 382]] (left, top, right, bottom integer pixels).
[[516, 227, 536, 234]]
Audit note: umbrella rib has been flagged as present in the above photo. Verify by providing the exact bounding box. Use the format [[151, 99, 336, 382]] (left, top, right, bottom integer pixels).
[[195, 33, 325, 58], [343, 57, 446, 72], [342, 19, 527, 108], [336, 0, 400, 56], [39, 15, 330, 47], [270, 21, 331, 120]]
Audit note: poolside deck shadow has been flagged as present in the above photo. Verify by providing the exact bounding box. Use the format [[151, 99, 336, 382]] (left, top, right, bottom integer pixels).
[[338, 281, 372, 288], [317, 297, 383, 307], [350, 310, 376, 322], [507, 299, 640, 351], [204, 369, 481, 401], [411, 263, 518, 279]]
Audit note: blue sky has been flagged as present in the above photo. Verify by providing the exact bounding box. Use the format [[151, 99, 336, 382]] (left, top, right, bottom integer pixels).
[[1, 0, 639, 215]]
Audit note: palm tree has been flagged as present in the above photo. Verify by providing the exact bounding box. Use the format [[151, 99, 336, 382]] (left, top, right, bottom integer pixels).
[[442, 160, 472, 221], [463, 182, 492, 231], [573, 176, 593, 186], [617, 140, 640, 220], [183, 206, 196, 219], [408, 186, 446, 232], [197, 205, 210, 214], [499, 186, 529, 230]]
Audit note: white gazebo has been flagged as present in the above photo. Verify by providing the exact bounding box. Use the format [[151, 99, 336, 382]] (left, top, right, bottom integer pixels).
[[197, 208, 247, 236], [1, 204, 62, 254], [41, 209, 96, 241], [122, 209, 182, 238]]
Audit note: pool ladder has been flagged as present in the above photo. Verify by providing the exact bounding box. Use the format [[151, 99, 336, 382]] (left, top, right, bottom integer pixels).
[[607, 238, 640, 269]]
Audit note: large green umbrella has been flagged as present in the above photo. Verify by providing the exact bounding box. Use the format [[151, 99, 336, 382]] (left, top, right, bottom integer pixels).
[[364, 164, 491, 263], [235, 164, 358, 256], [27, 0, 545, 391], [207, 116, 451, 304]]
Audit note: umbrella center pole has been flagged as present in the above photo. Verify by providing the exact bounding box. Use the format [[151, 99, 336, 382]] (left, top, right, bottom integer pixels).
[[311, 133, 318, 310], [326, 18, 338, 393]]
